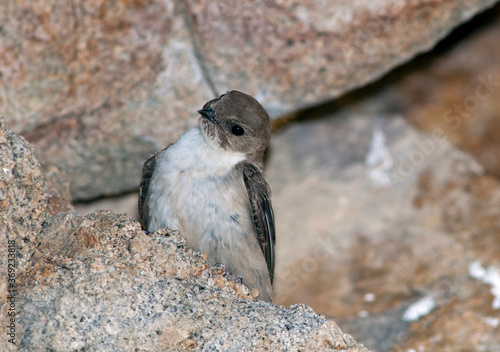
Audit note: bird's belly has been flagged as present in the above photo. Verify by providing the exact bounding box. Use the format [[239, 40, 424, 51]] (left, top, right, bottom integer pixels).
[[161, 170, 250, 252], [150, 167, 272, 301]]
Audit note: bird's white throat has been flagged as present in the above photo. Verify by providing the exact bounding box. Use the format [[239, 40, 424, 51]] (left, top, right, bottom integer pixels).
[[159, 127, 245, 177]]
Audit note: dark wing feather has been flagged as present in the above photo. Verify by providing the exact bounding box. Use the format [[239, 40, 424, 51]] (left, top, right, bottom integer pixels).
[[138, 146, 170, 230], [240, 162, 276, 283]]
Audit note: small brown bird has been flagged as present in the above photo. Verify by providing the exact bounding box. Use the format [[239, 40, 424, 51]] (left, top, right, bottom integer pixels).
[[138, 91, 275, 301]]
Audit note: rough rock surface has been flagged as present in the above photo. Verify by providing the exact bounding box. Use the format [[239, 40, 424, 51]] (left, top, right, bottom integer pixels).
[[188, 0, 498, 115], [15, 213, 369, 351], [0, 117, 47, 274], [267, 93, 500, 351], [1, 0, 498, 200], [0, 0, 213, 201], [0, 119, 371, 352]]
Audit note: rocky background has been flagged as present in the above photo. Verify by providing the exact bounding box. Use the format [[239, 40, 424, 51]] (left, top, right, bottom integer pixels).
[[2, 0, 500, 351], [1, 0, 498, 201]]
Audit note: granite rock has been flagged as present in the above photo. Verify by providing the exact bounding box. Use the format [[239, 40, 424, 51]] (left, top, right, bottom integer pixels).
[[188, 0, 499, 115], [1, 0, 498, 200], [0, 117, 47, 273], [1, 0, 213, 200], [13, 211, 370, 351], [0, 116, 48, 350]]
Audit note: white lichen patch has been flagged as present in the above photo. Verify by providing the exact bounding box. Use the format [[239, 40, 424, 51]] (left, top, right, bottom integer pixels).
[[402, 296, 436, 322], [365, 128, 393, 187], [469, 261, 500, 309]]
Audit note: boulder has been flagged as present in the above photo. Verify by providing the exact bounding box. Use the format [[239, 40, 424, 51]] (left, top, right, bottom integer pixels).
[[0, 118, 47, 273]]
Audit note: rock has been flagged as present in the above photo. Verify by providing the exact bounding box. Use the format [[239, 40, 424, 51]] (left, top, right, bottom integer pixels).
[[188, 0, 499, 115], [0, 116, 371, 351], [1, 0, 498, 200], [42, 163, 74, 215], [74, 192, 139, 219], [0, 117, 47, 273], [267, 92, 500, 351], [16, 211, 370, 351], [1, 0, 213, 201]]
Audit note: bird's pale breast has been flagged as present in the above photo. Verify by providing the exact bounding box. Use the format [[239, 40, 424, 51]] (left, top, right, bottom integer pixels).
[[147, 128, 250, 250]]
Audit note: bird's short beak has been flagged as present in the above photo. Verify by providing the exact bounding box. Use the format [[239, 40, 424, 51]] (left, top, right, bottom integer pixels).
[[198, 107, 218, 124]]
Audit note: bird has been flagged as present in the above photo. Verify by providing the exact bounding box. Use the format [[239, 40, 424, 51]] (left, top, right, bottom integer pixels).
[[138, 90, 275, 302]]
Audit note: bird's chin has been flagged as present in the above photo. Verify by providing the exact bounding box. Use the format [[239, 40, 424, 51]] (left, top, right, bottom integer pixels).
[[199, 118, 220, 145], [199, 118, 212, 134]]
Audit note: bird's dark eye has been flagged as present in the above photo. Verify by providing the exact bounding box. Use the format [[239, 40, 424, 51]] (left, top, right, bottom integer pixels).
[[231, 125, 245, 136]]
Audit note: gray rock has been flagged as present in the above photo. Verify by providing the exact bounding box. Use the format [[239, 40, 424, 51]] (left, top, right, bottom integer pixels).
[[0, 117, 47, 273], [1, 0, 498, 200], [15, 211, 369, 351], [336, 303, 412, 352]]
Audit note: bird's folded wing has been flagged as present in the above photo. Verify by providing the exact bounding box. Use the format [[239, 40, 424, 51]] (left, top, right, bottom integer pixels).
[[239, 162, 276, 283], [138, 146, 170, 230]]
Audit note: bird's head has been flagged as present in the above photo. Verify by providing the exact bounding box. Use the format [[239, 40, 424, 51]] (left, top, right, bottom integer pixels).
[[198, 90, 272, 166]]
